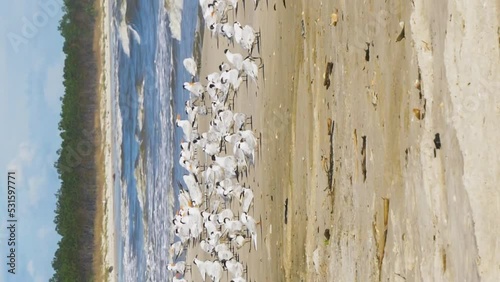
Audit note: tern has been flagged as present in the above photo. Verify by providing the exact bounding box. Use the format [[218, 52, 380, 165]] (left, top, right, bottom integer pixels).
[[183, 82, 204, 98], [240, 212, 258, 250], [224, 49, 244, 71], [212, 155, 238, 177], [183, 57, 198, 77], [167, 261, 186, 274], [240, 187, 254, 213], [224, 259, 244, 278], [176, 115, 195, 142]]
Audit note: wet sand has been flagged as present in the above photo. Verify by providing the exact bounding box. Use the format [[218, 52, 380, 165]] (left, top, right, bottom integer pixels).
[[186, 0, 500, 281]]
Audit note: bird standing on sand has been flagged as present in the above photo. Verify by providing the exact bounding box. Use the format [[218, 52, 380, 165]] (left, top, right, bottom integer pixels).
[[224, 49, 244, 71], [240, 212, 258, 250]]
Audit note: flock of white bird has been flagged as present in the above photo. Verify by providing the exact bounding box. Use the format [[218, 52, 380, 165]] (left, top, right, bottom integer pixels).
[[168, 0, 263, 281]]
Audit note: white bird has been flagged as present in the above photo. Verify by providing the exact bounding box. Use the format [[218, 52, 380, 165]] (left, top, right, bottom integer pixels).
[[206, 260, 224, 282], [238, 130, 257, 149], [224, 259, 244, 278], [233, 113, 247, 131], [176, 115, 195, 142], [229, 233, 249, 249], [212, 155, 238, 177], [183, 57, 198, 77], [240, 187, 254, 213], [221, 22, 235, 39], [240, 212, 259, 250], [203, 164, 225, 187], [174, 224, 191, 243], [223, 218, 243, 234], [200, 239, 215, 254], [186, 105, 207, 124], [217, 208, 234, 224], [203, 220, 218, 235], [183, 82, 204, 98], [203, 140, 222, 156], [237, 140, 255, 165], [193, 257, 210, 281], [242, 58, 259, 85], [224, 49, 244, 71], [178, 189, 192, 209], [219, 62, 230, 72], [209, 23, 222, 36], [168, 241, 183, 261], [221, 69, 243, 90], [183, 174, 203, 206], [217, 249, 234, 261], [233, 22, 243, 45], [167, 261, 186, 274], [203, 4, 217, 29], [206, 71, 221, 83], [241, 24, 258, 52]]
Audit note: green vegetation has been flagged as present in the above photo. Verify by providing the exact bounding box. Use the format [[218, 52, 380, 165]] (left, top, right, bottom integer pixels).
[[51, 0, 100, 281]]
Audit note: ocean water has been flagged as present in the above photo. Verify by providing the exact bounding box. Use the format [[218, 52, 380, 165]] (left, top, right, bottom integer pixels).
[[108, 0, 199, 280]]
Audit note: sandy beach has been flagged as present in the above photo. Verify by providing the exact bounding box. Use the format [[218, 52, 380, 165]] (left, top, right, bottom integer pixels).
[[95, 0, 118, 280], [184, 0, 500, 281]]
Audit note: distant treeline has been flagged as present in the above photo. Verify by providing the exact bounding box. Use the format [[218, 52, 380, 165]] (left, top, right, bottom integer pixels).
[[51, 0, 100, 281]]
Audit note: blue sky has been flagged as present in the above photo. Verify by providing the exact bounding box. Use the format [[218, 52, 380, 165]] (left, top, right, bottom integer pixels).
[[0, 0, 65, 281]]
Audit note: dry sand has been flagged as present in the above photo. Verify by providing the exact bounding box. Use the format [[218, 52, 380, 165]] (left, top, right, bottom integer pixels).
[[95, 0, 118, 280], [186, 0, 500, 281]]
